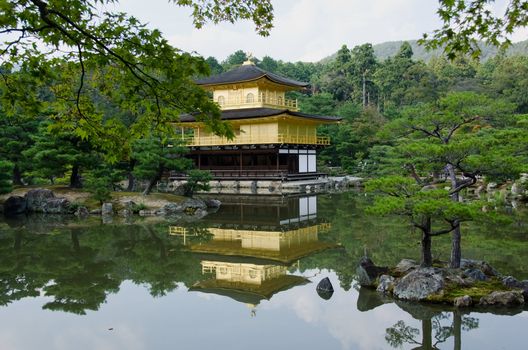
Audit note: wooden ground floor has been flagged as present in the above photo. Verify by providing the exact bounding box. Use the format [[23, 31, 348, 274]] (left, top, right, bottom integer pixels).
[[170, 145, 324, 180]]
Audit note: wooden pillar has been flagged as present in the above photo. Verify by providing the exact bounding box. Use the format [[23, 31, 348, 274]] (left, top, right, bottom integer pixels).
[[276, 150, 279, 171], [198, 154, 201, 169]]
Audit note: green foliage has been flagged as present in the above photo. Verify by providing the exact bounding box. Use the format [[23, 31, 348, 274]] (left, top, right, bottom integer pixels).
[[0, 160, 14, 194], [0, 0, 273, 157], [422, 0, 528, 59], [184, 169, 212, 197], [85, 166, 122, 205]]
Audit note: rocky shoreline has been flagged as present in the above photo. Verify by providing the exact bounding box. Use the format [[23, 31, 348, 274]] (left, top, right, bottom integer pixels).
[[357, 257, 528, 309], [1, 188, 221, 220]]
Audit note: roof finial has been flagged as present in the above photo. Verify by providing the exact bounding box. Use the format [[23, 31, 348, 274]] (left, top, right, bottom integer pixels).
[[242, 52, 255, 66]]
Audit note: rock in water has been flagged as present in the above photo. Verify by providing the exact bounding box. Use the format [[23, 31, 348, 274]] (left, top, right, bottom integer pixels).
[[74, 206, 89, 217], [316, 277, 334, 300], [376, 275, 395, 294], [44, 197, 71, 214], [102, 202, 113, 216], [479, 291, 524, 306], [393, 268, 444, 301], [454, 295, 473, 307], [204, 199, 221, 208], [181, 198, 207, 211], [356, 256, 389, 287], [163, 202, 183, 214], [3, 196, 27, 215], [25, 189, 55, 212]]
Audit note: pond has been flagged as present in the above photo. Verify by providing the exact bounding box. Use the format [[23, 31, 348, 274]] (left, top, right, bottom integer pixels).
[[1, 192, 527, 350]]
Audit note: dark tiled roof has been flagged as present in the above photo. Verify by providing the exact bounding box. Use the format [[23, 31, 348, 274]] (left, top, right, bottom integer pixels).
[[195, 64, 309, 88], [180, 108, 342, 123]]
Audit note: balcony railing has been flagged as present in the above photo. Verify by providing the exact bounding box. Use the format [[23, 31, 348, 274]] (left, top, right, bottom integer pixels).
[[217, 92, 298, 111], [180, 133, 330, 146]]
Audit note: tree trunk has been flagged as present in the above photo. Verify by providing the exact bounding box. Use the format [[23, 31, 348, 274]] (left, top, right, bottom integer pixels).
[[450, 223, 461, 268], [127, 172, 135, 191], [420, 216, 433, 267], [127, 159, 136, 191], [446, 163, 462, 268], [142, 166, 163, 195], [422, 319, 433, 350], [12, 164, 23, 186], [453, 311, 462, 350], [69, 164, 83, 188]]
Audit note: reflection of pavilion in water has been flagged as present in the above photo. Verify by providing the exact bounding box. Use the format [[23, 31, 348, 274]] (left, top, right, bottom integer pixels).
[[170, 195, 336, 306]]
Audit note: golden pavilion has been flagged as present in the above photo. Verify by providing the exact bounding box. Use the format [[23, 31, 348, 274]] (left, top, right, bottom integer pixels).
[[174, 59, 341, 181], [170, 196, 336, 306]]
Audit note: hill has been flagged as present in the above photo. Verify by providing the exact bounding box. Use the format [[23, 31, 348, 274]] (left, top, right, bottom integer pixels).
[[320, 39, 528, 63]]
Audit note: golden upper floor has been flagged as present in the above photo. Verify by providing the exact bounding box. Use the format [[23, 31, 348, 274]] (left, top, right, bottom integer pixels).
[[177, 113, 339, 147], [196, 60, 308, 111]]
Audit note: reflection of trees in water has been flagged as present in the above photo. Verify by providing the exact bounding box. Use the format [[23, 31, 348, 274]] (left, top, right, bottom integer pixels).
[[385, 311, 479, 350], [0, 222, 204, 314]]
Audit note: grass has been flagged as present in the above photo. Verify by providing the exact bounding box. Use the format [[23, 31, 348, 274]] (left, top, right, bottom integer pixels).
[[426, 278, 511, 304]]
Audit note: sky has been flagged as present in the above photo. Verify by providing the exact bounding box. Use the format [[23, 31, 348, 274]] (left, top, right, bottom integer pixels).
[[112, 0, 528, 63]]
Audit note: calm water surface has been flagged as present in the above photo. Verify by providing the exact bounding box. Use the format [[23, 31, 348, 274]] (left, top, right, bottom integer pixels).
[[1, 192, 527, 350]]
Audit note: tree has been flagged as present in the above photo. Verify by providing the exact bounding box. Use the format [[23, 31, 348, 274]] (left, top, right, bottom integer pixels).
[[367, 92, 525, 267], [491, 56, 528, 113], [424, 0, 528, 59], [0, 1, 273, 154], [205, 56, 224, 75], [23, 124, 98, 187], [132, 135, 191, 195], [0, 116, 40, 186], [366, 176, 479, 267], [222, 50, 248, 70], [0, 161, 14, 194], [183, 169, 212, 197]]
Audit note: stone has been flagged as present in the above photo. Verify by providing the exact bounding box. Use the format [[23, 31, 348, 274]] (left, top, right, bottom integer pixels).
[[502, 276, 523, 289], [155, 209, 167, 216], [192, 208, 208, 219], [3, 196, 27, 215], [376, 275, 395, 294], [204, 199, 221, 208], [479, 291, 524, 306], [74, 206, 89, 217], [464, 268, 488, 281], [25, 189, 55, 212], [89, 208, 102, 215], [393, 268, 445, 301], [181, 198, 207, 211], [316, 277, 334, 292], [356, 256, 389, 287], [460, 258, 499, 277], [454, 295, 473, 307], [119, 209, 132, 217], [43, 197, 71, 214], [394, 259, 418, 275], [101, 202, 113, 216], [163, 202, 183, 214], [139, 209, 157, 216], [316, 277, 334, 300]]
